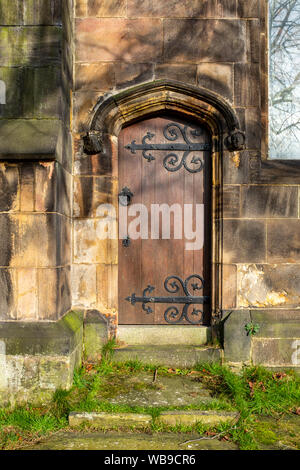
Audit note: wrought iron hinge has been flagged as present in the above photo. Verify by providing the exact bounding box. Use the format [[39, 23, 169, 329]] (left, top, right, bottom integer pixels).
[[126, 274, 209, 325], [125, 122, 211, 173]]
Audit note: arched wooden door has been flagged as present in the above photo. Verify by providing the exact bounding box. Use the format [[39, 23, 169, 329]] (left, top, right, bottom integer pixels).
[[118, 114, 211, 325]]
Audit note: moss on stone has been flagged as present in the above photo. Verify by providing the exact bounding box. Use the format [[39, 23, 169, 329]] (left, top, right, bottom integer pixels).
[[253, 422, 277, 445], [83, 321, 107, 362], [62, 310, 83, 334], [253, 416, 300, 450]]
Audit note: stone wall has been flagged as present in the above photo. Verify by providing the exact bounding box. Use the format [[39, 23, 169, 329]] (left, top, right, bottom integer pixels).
[[0, 0, 73, 321], [73, 0, 300, 369]]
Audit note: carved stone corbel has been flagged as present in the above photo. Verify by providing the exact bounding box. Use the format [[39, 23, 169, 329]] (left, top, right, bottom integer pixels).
[[83, 130, 103, 155], [225, 129, 246, 151]]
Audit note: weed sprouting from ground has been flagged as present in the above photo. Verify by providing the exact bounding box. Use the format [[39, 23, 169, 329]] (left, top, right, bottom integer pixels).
[[101, 337, 118, 363], [52, 389, 72, 419]]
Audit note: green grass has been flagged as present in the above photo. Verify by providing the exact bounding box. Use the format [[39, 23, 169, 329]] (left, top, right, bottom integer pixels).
[[0, 405, 67, 449], [0, 350, 299, 450], [193, 362, 300, 449], [194, 362, 300, 415]]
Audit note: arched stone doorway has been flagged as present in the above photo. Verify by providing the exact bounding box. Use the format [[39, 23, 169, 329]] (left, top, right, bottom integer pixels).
[[82, 80, 245, 336]]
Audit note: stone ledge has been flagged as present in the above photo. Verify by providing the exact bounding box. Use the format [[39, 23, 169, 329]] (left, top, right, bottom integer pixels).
[[158, 410, 239, 427], [69, 412, 152, 429], [0, 310, 83, 355], [0, 344, 81, 406], [0, 311, 83, 405], [0, 119, 62, 158]]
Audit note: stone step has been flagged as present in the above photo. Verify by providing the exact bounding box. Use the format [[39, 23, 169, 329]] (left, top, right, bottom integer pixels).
[[113, 345, 222, 368], [26, 431, 238, 450], [69, 410, 238, 430], [69, 412, 151, 429], [158, 410, 238, 427], [117, 325, 212, 346]]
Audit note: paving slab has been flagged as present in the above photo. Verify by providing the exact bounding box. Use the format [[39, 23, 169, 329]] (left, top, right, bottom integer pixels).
[[26, 432, 238, 450], [105, 372, 212, 407]]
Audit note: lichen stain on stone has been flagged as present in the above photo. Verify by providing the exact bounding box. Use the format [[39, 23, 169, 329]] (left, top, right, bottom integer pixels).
[[231, 151, 240, 168], [238, 264, 290, 308]]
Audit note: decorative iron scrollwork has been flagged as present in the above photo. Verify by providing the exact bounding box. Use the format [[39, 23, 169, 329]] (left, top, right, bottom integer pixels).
[[125, 122, 211, 173], [126, 274, 209, 325]]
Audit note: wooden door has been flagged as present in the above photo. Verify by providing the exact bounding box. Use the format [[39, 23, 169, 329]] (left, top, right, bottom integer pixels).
[[118, 115, 211, 325]]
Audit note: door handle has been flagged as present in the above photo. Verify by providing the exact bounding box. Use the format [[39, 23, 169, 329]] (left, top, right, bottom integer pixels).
[[118, 187, 133, 206]]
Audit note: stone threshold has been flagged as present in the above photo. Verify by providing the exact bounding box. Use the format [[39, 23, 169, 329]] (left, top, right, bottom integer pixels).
[[117, 325, 212, 346], [69, 411, 239, 429]]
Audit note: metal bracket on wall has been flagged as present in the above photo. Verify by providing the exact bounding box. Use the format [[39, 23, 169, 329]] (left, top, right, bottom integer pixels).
[[126, 274, 209, 324]]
